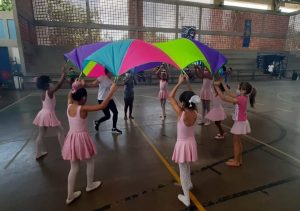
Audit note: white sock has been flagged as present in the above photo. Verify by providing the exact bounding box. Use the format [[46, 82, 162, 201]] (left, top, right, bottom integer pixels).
[[36, 127, 47, 157], [179, 163, 191, 206], [67, 160, 80, 201]]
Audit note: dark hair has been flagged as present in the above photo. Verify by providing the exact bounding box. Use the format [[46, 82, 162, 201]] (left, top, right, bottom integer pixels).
[[160, 71, 168, 82], [105, 68, 109, 75], [70, 78, 76, 86], [179, 91, 197, 110], [240, 82, 256, 108], [214, 83, 225, 96], [71, 88, 87, 101], [36, 75, 51, 90]]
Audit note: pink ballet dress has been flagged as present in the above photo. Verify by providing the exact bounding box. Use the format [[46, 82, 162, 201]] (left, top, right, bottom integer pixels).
[[158, 80, 168, 99], [231, 96, 251, 135], [33, 91, 61, 127], [205, 94, 226, 121], [62, 105, 97, 161], [172, 111, 198, 163], [199, 78, 213, 100]]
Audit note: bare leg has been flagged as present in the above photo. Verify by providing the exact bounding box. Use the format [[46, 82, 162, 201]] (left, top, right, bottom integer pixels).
[[238, 138, 243, 164], [226, 135, 241, 167]]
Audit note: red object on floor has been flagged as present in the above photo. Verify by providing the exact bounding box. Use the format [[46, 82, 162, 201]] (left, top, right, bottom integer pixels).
[[1, 71, 10, 80]]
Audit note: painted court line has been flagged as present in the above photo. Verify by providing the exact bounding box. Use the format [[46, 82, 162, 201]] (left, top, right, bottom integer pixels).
[[138, 94, 299, 164], [276, 108, 292, 112], [0, 94, 32, 113], [113, 97, 205, 211], [4, 129, 37, 169], [222, 124, 300, 164], [255, 103, 264, 106]]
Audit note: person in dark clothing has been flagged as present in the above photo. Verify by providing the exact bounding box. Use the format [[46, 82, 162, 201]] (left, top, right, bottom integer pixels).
[[123, 70, 137, 120], [92, 69, 122, 134]]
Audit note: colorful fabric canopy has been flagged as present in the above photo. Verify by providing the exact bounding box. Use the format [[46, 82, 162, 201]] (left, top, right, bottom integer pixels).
[[64, 38, 227, 78]]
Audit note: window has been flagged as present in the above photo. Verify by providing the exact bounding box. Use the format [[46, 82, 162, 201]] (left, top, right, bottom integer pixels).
[[0, 19, 7, 39], [7, 19, 16, 40]]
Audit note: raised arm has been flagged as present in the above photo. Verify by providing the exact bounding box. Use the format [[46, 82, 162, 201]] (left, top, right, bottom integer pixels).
[[67, 90, 73, 105], [123, 74, 130, 85], [184, 74, 193, 91], [221, 80, 237, 98], [82, 83, 118, 112], [48, 65, 67, 96], [214, 83, 238, 104], [153, 66, 162, 79], [168, 75, 186, 117], [84, 79, 99, 88], [202, 70, 213, 80], [194, 65, 204, 79]]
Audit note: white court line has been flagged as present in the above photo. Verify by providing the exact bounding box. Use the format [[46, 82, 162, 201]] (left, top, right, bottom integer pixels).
[[276, 108, 292, 112], [255, 103, 264, 106], [222, 124, 300, 164], [135, 94, 300, 165], [135, 94, 158, 99], [0, 94, 32, 113]]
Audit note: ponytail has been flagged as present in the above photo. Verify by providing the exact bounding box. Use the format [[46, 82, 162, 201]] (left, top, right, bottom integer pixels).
[[240, 82, 256, 108], [249, 88, 256, 108]]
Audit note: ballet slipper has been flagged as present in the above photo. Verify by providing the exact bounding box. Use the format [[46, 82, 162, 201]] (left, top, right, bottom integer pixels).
[[178, 194, 190, 207], [86, 181, 102, 192], [66, 191, 81, 205]]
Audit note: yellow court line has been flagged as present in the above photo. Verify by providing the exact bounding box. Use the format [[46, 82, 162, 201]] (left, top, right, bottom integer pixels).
[[114, 97, 206, 211], [222, 124, 300, 164]]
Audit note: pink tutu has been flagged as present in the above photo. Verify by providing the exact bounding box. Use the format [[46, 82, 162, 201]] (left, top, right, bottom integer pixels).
[[231, 120, 251, 135], [158, 90, 168, 99], [205, 107, 226, 121], [199, 89, 213, 100], [172, 138, 198, 163], [62, 132, 97, 160], [33, 109, 61, 127]]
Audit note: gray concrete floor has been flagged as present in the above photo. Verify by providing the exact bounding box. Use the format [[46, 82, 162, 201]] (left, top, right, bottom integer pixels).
[[0, 80, 300, 211]]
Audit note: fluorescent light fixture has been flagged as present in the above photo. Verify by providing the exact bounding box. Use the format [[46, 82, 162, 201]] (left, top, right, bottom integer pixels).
[[279, 7, 298, 13], [224, 0, 270, 10], [180, 0, 214, 4]]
